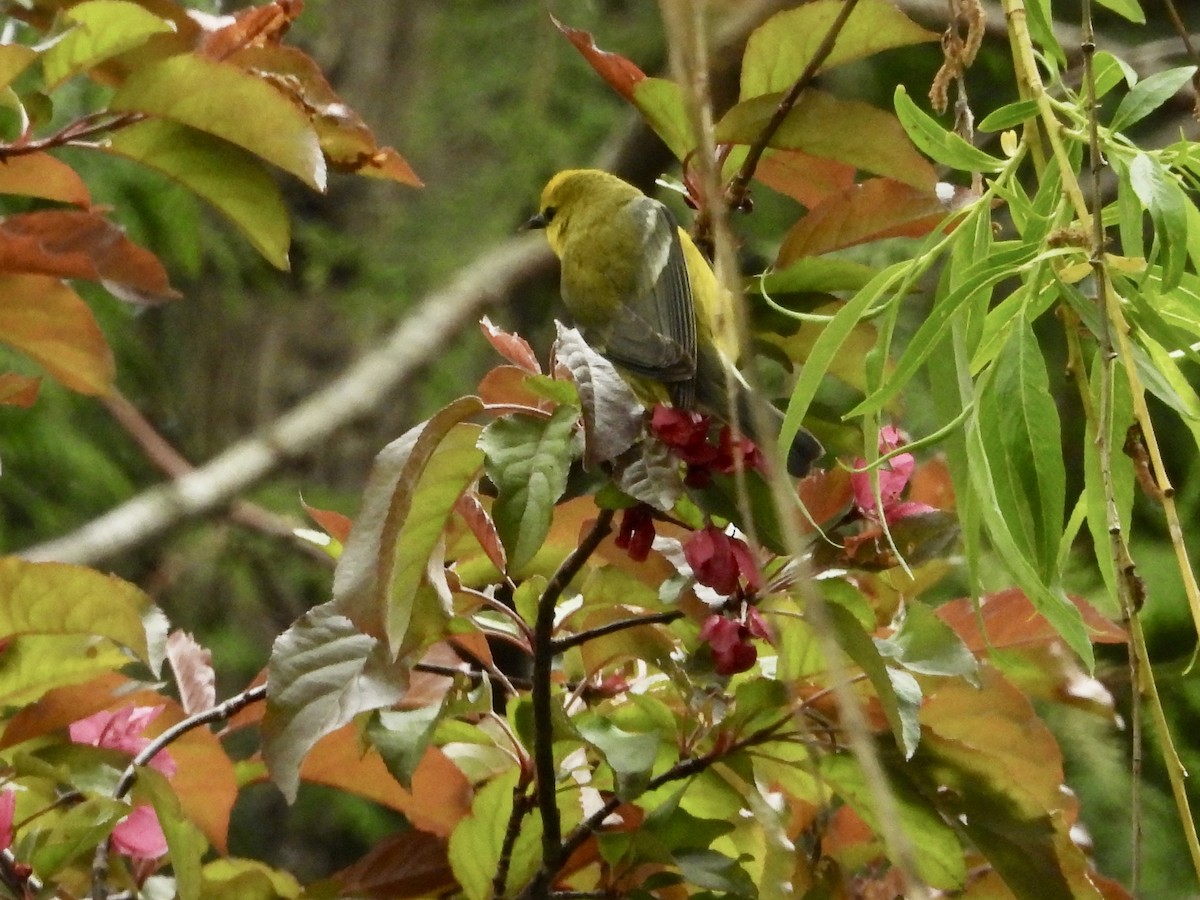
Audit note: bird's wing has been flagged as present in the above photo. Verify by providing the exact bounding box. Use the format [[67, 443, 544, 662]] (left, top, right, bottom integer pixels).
[[592, 196, 697, 402]]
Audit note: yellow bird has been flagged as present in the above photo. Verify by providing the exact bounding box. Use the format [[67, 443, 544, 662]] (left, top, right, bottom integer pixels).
[[525, 169, 822, 477]]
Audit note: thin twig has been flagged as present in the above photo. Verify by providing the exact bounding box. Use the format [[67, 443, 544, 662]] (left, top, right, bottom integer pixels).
[[721, 0, 863, 216], [530, 509, 615, 888], [0, 112, 144, 160], [549, 610, 681, 654], [492, 772, 535, 898], [91, 685, 268, 900]]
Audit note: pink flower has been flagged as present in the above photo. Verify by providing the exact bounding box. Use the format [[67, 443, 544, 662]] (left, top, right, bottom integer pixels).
[[684, 525, 762, 596], [110, 804, 168, 860], [851, 426, 934, 524], [0, 789, 14, 850], [69, 706, 175, 777], [69, 706, 175, 861]]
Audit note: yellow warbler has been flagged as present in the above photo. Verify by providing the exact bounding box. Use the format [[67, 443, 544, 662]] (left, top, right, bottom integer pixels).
[[525, 168, 822, 476]]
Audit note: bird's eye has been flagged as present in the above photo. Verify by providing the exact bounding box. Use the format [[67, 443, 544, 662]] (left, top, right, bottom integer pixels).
[[542, 206, 557, 223]]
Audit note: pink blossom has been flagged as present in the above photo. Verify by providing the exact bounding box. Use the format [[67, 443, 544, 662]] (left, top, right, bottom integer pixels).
[[851, 426, 934, 524], [0, 789, 14, 850], [69, 706, 175, 777], [684, 526, 762, 596], [110, 804, 168, 860], [698, 612, 770, 675]]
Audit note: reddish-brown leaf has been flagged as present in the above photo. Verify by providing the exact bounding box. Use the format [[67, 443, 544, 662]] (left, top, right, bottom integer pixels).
[[331, 829, 455, 899], [302, 499, 353, 545], [197, 0, 304, 59], [0, 373, 40, 407], [552, 15, 646, 102], [754, 149, 855, 208], [0, 274, 114, 395], [226, 44, 422, 186], [777, 179, 972, 264], [165, 630, 217, 716], [936, 588, 1127, 653], [453, 492, 508, 574], [480, 316, 541, 373], [0, 210, 179, 303], [0, 153, 91, 207], [477, 365, 545, 408]]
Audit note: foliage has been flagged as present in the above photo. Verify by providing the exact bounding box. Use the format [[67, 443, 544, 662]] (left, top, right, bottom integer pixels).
[[0, 0, 1197, 898]]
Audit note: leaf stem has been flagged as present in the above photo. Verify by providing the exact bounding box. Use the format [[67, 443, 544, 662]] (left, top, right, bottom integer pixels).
[[550, 610, 681, 654]]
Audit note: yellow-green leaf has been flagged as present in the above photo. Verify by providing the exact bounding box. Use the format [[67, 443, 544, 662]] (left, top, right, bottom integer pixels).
[[110, 53, 325, 190], [42, 0, 175, 89], [104, 119, 290, 269]]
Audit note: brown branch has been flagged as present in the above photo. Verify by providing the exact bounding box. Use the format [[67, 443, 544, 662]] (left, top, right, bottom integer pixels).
[[549, 610, 682, 654], [531, 508, 615, 883], [493, 773, 536, 898], [722, 0, 864, 216], [0, 112, 144, 160]]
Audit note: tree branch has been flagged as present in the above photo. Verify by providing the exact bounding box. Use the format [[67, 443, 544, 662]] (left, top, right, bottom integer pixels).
[[549, 610, 681, 654]]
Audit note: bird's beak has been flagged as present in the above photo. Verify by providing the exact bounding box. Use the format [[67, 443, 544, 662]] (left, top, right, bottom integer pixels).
[[521, 212, 549, 231]]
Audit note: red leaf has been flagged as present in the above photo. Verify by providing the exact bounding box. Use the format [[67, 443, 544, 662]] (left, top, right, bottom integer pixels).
[[0, 373, 39, 407], [453, 492, 507, 573], [754, 149, 856, 208], [197, 0, 304, 59], [777, 179, 973, 264], [302, 500, 353, 545], [0, 274, 114, 395], [552, 15, 646, 102], [0, 210, 179, 303], [936, 588, 1127, 653], [480, 316, 541, 373]]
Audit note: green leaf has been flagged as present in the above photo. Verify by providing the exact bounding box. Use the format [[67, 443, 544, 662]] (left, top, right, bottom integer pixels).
[[0, 558, 156, 665], [577, 715, 660, 798], [448, 768, 541, 900], [104, 120, 291, 269], [262, 602, 408, 802], [0, 46, 36, 92], [110, 54, 325, 190], [0, 634, 131, 707], [136, 768, 207, 900], [480, 406, 581, 572], [977, 99, 1040, 132], [876, 601, 979, 684], [893, 85, 1005, 173], [1093, 0, 1145, 22], [1082, 353, 1134, 604], [30, 795, 127, 876], [674, 849, 756, 895], [717, 89, 936, 189], [821, 752, 966, 889], [740, 0, 936, 98], [369, 705, 445, 790], [754, 257, 877, 295], [382, 422, 484, 654], [824, 600, 921, 758], [1092, 51, 1136, 99], [41, 0, 175, 89], [1129, 152, 1189, 290], [200, 858, 302, 899], [980, 320, 1065, 580], [632, 77, 693, 162], [1111, 65, 1195, 132]]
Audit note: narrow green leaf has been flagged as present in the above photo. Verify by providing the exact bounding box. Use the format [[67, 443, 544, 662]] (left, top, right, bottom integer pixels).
[[977, 99, 1040, 132], [755, 257, 877, 295], [1082, 353, 1134, 604], [1093, 0, 1145, 23], [981, 321, 1065, 579], [136, 768, 206, 900], [1129, 152, 1189, 290], [893, 85, 1005, 173], [740, 0, 936, 98], [480, 406, 581, 572], [1111, 65, 1195, 132], [42, 1, 175, 89], [718, 89, 937, 188], [110, 54, 325, 189], [1092, 51, 1136, 99], [104, 120, 290, 269]]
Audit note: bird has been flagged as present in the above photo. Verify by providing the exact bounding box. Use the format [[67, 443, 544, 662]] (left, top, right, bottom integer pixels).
[[525, 168, 823, 477]]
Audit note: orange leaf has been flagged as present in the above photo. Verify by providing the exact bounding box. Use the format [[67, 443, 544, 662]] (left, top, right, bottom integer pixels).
[[936, 588, 1127, 653], [552, 15, 646, 102], [197, 0, 304, 59], [0, 152, 91, 207], [0, 210, 178, 303], [302, 500, 353, 545], [0, 274, 114, 395], [777, 179, 971, 264], [0, 373, 40, 407], [480, 316, 541, 373], [754, 149, 855, 208], [298, 727, 471, 837]]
